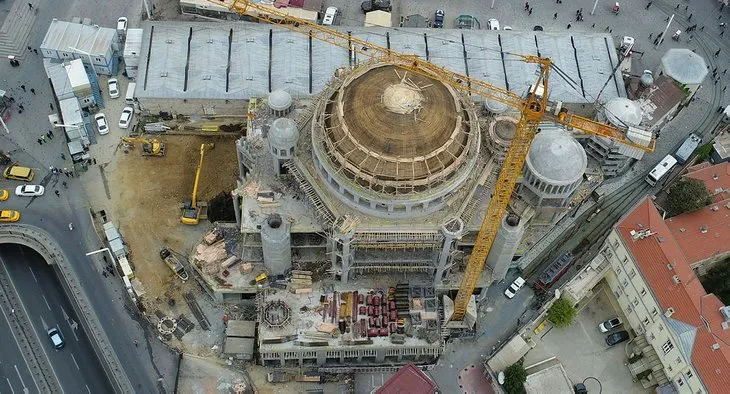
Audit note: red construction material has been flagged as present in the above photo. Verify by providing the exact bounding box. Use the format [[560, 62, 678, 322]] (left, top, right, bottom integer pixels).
[[359, 294, 364, 304], [369, 317, 375, 327], [373, 295, 380, 306], [375, 306, 380, 316], [359, 306, 366, 315], [366, 294, 372, 305], [380, 328, 388, 336], [389, 322, 396, 333], [368, 329, 378, 337], [368, 306, 374, 316], [360, 319, 366, 337], [390, 310, 397, 321], [389, 301, 396, 311], [375, 317, 381, 328], [383, 315, 389, 325]]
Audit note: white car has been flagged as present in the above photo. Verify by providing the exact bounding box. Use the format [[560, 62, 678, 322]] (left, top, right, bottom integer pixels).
[[322, 6, 337, 26], [95, 113, 109, 135], [488, 18, 500, 30], [117, 17, 128, 35], [15, 185, 45, 197], [119, 107, 134, 129], [504, 276, 526, 299], [108, 78, 119, 99]]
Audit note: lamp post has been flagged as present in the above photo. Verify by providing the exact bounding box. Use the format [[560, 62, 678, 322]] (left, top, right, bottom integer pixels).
[[68, 46, 97, 76]]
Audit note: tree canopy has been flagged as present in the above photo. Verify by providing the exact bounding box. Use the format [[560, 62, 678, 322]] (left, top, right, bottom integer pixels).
[[666, 179, 713, 215], [547, 298, 577, 328], [504, 362, 528, 394], [700, 259, 730, 305]]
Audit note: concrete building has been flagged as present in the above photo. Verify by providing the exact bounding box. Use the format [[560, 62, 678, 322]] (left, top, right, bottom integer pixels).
[[376, 363, 438, 393], [486, 214, 525, 283], [563, 197, 730, 393], [711, 131, 730, 164], [44, 59, 96, 109], [123, 28, 143, 79], [517, 128, 587, 225], [40, 19, 121, 76]]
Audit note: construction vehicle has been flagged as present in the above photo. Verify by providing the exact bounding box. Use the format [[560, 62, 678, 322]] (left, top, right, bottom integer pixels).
[[181, 143, 214, 225], [225, 0, 655, 326], [159, 248, 189, 281], [120, 136, 166, 156]]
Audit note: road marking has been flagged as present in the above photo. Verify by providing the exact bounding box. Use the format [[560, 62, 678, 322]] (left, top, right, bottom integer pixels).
[[60, 307, 69, 322], [69, 353, 80, 370], [28, 266, 38, 283], [13, 365, 26, 390], [6, 377, 16, 394], [86, 384, 91, 394], [41, 294, 51, 311], [66, 320, 79, 341]]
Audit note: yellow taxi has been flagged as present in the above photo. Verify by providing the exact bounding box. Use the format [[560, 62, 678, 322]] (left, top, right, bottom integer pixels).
[[0, 189, 8, 201], [0, 210, 20, 222]]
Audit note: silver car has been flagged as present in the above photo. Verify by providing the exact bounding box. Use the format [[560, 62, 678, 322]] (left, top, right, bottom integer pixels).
[[15, 185, 45, 197], [108, 78, 119, 99], [119, 107, 134, 129], [95, 113, 109, 135]]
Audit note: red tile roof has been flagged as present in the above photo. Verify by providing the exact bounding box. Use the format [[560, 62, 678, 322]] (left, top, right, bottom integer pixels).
[[683, 162, 730, 195], [377, 363, 438, 394], [665, 199, 730, 264], [617, 198, 730, 394]]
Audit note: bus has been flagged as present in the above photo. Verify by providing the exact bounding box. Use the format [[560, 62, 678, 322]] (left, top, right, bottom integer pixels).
[[645, 155, 678, 186]]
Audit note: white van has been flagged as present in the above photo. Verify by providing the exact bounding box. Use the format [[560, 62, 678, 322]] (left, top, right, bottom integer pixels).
[[322, 7, 337, 26], [125, 82, 136, 106]]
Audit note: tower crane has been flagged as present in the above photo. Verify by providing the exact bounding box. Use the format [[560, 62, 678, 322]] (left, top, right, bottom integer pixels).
[[181, 143, 215, 225], [222, 0, 655, 323]]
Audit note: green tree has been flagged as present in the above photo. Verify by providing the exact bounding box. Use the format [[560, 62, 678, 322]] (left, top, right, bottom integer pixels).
[[547, 298, 577, 328], [700, 258, 730, 305], [503, 362, 528, 394], [666, 179, 713, 215]]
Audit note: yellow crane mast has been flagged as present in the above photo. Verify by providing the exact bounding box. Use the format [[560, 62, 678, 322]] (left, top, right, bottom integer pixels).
[[181, 143, 215, 225], [223, 0, 655, 322]]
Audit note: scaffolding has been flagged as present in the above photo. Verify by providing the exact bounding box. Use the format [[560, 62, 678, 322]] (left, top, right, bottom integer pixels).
[[352, 231, 443, 250]]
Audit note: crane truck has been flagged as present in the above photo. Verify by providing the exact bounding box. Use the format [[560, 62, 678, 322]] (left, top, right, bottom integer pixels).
[[181, 143, 214, 225]]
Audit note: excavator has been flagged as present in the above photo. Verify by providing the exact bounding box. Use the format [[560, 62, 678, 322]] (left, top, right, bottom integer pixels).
[[181, 143, 214, 225], [120, 136, 166, 156], [222, 0, 655, 327]]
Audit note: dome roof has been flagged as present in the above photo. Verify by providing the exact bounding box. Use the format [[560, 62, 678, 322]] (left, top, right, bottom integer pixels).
[[603, 98, 642, 127], [526, 130, 587, 184], [661, 48, 708, 85], [268, 90, 292, 111], [639, 71, 654, 86], [269, 118, 299, 148]]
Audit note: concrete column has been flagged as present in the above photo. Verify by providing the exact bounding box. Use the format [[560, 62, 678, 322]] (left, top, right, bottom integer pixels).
[[317, 351, 326, 366], [332, 231, 355, 283], [376, 348, 385, 362], [434, 218, 465, 286], [232, 193, 242, 228]]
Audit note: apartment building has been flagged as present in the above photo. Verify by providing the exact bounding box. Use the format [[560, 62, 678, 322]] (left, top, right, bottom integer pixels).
[[565, 196, 730, 393]]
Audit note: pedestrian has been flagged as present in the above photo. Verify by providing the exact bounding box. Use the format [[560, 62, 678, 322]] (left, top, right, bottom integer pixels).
[[27, 46, 31, 51], [30, 88, 35, 95], [60, 153, 66, 160], [646, 2, 652, 10], [654, 37, 659, 45], [716, 49, 721, 57], [27, 3, 32, 10], [62, 181, 67, 188], [714, 67, 718, 73], [591, 23, 595, 28], [37, 138, 42, 145], [649, 33, 653, 40], [46, 130, 53, 139], [724, 86, 727, 92], [722, 30, 726, 37], [40, 134, 46, 142], [567, 23, 572, 29], [20, 85, 25, 92], [554, 12, 558, 19], [33, 49, 37, 54], [65, 171, 70, 178], [49, 103, 54, 111], [688, 14, 692, 21], [529, 8, 533, 15], [48, 129, 53, 137], [676, 4, 680, 9], [63, 167, 68, 174], [92, 158, 97, 165], [525, 1, 529, 11], [576, 9, 580, 16], [685, 5, 688, 11], [18, 104, 24, 110], [54, 190, 60, 197], [605, 26, 610, 31], [134, 340, 138, 347], [665, 16, 670, 22], [724, 69, 728, 75], [700, 26, 705, 31], [719, 106, 725, 113]]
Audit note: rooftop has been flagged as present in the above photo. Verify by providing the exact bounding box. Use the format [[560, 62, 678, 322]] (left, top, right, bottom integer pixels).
[[683, 161, 730, 196], [712, 132, 730, 162], [660, 48, 709, 85], [523, 364, 574, 394], [635, 75, 686, 130], [617, 198, 730, 394], [40, 19, 118, 57], [665, 198, 730, 265], [376, 363, 438, 394], [136, 21, 626, 102]]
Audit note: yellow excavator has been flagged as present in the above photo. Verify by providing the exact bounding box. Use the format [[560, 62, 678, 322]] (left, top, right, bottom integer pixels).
[[120, 136, 166, 156], [181, 143, 214, 225]]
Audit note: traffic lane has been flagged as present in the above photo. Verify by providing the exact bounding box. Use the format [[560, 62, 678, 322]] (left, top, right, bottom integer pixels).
[[0, 245, 111, 393], [0, 304, 38, 394]]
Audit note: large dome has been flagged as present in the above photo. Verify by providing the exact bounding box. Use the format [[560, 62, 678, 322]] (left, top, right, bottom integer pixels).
[[526, 129, 587, 185], [603, 97, 642, 128]]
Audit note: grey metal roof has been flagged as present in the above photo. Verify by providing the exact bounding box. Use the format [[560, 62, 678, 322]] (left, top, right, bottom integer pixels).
[[665, 316, 697, 361], [44, 60, 75, 101], [41, 19, 118, 57], [661, 48, 708, 85], [527, 129, 587, 184], [137, 21, 626, 103]]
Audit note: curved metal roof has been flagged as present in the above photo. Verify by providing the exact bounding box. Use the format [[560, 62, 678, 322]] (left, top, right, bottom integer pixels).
[[661, 48, 708, 85]]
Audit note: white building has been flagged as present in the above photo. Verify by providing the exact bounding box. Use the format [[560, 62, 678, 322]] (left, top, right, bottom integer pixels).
[[40, 19, 122, 76]]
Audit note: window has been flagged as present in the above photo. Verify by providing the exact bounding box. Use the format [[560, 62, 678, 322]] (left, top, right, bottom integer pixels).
[[629, 269, 637, 278], [633, 298, 639, 306], [649, 332, 655, 340], [676, 356, 682, 365], [614, 289, 622, 298], [677, 378, 684, 387], [659, 325, 664, 332], [616, 267, 623, 275], [652, 308, 658, 316], [623, 256, 629, 264], [686, 370, 693, 379], [663, 340, 674, 354], [622, 279, 629, 288], [643, 317, 650, 326], [640, 288, 647, 296]]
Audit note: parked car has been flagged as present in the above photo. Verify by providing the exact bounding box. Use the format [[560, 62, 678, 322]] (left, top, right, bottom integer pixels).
[[587, 208, 601, 222], [15, 185, 44, 197], [108, 78, 119, 99], [434, 10, 445, 28], [605, 330, 630, 346], [487, 18, 500, 30], [119, 107, 134, 129], [0, 189, 8, 201], [599, 317, 623, 332], [0, 210, 20, 222], [573, 383, 588, 394], [95, 113, 109, 135], [47, 327, 65, 349], [117, 17, 128, 35], [503, 26, 513, 30], [504, 276, 526, 299], [322, 6, 337, 26]]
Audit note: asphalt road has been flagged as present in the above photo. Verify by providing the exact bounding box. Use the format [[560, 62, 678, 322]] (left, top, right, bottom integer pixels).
[[0, 299, 38, 394], [0, 244, 111, 393]]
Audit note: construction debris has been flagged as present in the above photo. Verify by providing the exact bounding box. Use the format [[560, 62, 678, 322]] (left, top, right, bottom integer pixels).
[[183, 292, 211, 331]]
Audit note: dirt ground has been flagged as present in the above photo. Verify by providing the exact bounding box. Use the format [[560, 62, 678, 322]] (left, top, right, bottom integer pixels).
[[107, 134, 238, 309]]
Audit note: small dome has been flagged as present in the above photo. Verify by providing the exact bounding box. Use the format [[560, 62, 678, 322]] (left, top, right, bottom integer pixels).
[[269, 118, 299, 148], [526, 129, 587, 184], [639, 71, 654, 87], [268, 90, 292, 111], [603, 98, 642, 127]]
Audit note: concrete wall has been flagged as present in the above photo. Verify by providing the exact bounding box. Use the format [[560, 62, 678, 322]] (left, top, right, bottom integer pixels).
[[137, 97, 248, 117]]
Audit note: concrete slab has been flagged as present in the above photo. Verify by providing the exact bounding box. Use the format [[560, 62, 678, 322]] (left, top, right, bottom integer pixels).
[[523, 288, 650, 394]]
